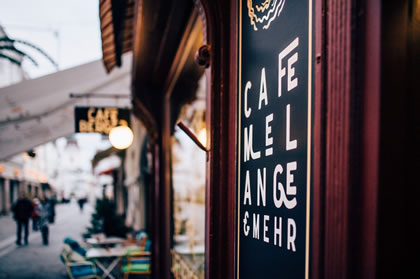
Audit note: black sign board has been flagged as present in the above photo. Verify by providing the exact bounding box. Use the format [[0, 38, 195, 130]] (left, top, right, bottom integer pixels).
[[236, 0, 313, 278], [74, 107, 130, 135]]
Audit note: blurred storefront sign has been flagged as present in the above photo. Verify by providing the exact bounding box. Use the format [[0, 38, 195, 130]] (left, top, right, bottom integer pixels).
[[74, 107, 131, 135], [0, 56, 131, 161], [235, 0, 313, 278]]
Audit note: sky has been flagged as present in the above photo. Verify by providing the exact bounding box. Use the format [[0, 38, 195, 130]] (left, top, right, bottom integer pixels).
[[0, 0, 109, 159], [0, 0, 102, 78]]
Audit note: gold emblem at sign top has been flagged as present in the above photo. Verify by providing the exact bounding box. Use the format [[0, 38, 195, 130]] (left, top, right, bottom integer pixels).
[[247, 0, 286, 31]]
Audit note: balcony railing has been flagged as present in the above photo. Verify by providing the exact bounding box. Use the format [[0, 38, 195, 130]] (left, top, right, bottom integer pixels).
[[171, 250, 203, 279]]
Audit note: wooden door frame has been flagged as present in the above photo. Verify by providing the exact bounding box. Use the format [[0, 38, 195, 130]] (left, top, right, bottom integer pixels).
[[312, 0, 381, 278], [197, 1, 237, 279], [200, 0, 384, 278]]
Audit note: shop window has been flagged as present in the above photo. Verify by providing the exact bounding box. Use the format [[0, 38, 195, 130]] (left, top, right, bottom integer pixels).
[[27, 184, 32, 198], [9, 180, 18, 204], [171, 74, 206, 279]]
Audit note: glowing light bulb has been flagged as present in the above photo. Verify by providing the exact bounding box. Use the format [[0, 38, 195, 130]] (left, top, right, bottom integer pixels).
[[109, 126, 134, 149]]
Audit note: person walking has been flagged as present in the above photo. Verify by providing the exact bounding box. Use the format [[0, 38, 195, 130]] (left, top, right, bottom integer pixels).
[[47, 194, 56, 223], [77, 196, 87, 212], [37, 196, 50, 245], [11, 192, 34, 246], [31, 198, 40, 231]]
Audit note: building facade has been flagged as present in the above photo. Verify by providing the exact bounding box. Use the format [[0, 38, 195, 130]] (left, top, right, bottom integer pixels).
[[99, 0, 420, 278]]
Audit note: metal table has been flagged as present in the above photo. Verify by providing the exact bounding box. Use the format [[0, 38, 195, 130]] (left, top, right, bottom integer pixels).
[[86, 247, 127, 279]]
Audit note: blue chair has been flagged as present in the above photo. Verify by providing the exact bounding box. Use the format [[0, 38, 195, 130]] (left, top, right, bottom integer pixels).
[[61, 243, 99, 279], [64, 237, 87, 256], [67, 263, 100, 279]]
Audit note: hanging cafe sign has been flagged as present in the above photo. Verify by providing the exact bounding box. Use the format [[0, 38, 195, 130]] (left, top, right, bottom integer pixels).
[[74, 107, 131, 135], [236, 0, 313, 278]]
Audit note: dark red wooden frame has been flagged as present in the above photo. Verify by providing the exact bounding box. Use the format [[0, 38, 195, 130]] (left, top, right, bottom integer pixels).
[[199, 1, 237, 278], [201, 0, 382, 278], [312, 0, 381, 278]]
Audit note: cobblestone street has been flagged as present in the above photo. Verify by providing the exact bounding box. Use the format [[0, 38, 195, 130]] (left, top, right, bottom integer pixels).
[[0, 201, 93, 279]]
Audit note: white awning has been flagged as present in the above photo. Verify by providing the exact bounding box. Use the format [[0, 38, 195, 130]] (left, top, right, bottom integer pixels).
[[0, 53, 132, 160]]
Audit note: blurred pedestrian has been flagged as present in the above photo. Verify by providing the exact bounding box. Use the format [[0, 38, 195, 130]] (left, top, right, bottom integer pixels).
[[47, 194, 56, 223], [77, 196, 87, 212], [31, 198, 40, 231], [38, 196, 50, 245], [11, 192, 33, 246]]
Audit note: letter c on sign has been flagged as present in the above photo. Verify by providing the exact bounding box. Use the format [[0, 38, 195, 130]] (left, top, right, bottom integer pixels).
[[244, 81, 252, 118]]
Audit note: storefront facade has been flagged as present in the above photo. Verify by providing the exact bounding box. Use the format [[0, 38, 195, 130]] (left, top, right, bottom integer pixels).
[[100, 0, 420, 278]]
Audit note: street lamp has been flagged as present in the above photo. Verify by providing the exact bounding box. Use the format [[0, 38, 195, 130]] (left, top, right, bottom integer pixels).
[[109, 125, 133, 149]]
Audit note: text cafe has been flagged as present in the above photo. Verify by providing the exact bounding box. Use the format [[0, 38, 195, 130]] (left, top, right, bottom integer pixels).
[[74, 107, 131, 134]]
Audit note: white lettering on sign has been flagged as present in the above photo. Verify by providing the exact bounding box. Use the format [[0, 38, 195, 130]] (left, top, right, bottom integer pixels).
[[257, 168, 266, 207], [286, 161, 297, 208], [274, 216, 282, 247], [253, 213, 260, 239], [244, 125, 261, 162], [244, 170, 252, 205], [273, 163, 284, 208], [278, 37, 299, 97], [287, 218, 297, 252], [243, 211, 250, 236], [242, 213, 298, 251], [265, 113, 274, 156], [273, 162, 297, 209], [241, 36, 304, 252], [286, 104, 297, 151], [244, 81, 252, 118], [263, 215, 270, 243], [258, 68, 268, 110]]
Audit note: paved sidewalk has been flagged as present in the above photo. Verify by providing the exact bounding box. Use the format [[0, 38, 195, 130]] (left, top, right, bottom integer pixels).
[[0, 201, 93, 279], [0, 213, 16, 243]]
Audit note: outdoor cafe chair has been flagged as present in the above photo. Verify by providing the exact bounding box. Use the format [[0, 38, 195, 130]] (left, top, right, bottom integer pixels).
[[121, 250, 151, 279], [61, 243, 100, 279], [121, 232, 152, 279]]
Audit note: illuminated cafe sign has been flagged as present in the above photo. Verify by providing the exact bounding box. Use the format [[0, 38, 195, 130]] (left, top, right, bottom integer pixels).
[[74, 107, 130, 135], [236, 0, 313, 278]]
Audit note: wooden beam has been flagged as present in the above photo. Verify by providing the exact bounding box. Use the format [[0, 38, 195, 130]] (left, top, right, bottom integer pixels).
[[163, 9, 202, 98], [313, 1, 380, 278], [198, 1, 236, 278]]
